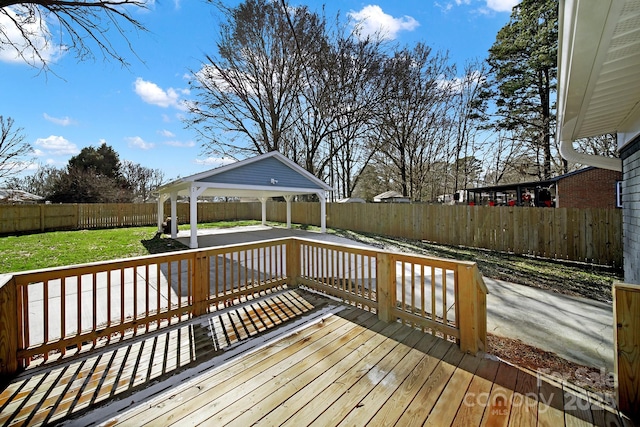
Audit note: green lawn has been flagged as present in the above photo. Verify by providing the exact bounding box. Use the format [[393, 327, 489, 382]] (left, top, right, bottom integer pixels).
[[0, 220, 263, 273]]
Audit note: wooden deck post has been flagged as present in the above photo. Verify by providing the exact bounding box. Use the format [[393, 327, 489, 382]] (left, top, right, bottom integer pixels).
[[613, 282, 640, 423], [192, 252, 210, 317], [457, 264, 486, 355], [286, 239, 300, 287], [0, 275, 18, 376], [376, 252, 396, 323]]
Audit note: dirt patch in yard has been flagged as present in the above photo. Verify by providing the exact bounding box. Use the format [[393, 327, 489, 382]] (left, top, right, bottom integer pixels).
[[488, 334, 614, 396]]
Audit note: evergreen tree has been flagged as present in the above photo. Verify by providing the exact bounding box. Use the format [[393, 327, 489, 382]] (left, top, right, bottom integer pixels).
[[485, 0, 558, 179]]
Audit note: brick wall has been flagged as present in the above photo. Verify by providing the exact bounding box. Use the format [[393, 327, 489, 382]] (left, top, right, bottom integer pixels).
[[622, 138, 640, 284], [557, 167, 622, 209]]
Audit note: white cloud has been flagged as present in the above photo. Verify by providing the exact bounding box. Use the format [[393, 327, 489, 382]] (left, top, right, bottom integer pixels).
[[194, 157, 235, 167], [486, 0, 519, 12], [133, 77, 188, 110], [438, 70, 485, 93], [43, 113, 75, 126], [159, 129, 176, 138], [165, 140, 195, 148], [348, 5, 419, 40], [126, 136, 154, 150], [0, 6, 63, 65], [34, 135, 79, 156]]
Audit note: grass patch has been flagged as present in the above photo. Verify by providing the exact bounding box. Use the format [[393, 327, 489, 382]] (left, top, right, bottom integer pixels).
[[0, 227, 162, 273], [0, 219, 264, 273]]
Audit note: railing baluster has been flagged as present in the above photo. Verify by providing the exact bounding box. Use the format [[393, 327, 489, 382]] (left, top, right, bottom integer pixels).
[[145, 264, 150, 332], [77, 274, 82, 349], [421, 265, 425, 332], [401, 261, 406, 323], [156, 263, 161, 328], [107, 270, 112, 328], [61, 277, 66, 355], [431, 266, 436, 331], [411, 262, 416, 325], [120, 268, 125, 327], [43, 280, 49, 356], [167, 261, 172, 314], [93, 272, 97, 345], [442, 269, 448, 329]]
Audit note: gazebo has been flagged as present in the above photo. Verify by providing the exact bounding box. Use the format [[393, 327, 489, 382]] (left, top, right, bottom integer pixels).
[[155, 151, 333, 248]]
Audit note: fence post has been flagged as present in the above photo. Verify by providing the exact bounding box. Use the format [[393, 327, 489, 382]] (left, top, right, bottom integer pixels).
[[286, 239, 300, 286], [0, 275, 18, 376], [457, 264, 486, 355], [613, 282, 640, 423], [376, 252, 396, 323], [191, 251, 210, 317]]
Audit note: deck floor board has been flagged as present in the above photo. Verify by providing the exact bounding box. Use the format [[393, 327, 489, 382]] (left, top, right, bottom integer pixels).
[[0, 288, 630, 427]]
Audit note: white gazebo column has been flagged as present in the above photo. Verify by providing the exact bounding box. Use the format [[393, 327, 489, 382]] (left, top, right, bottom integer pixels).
[[189, 185, 206, 249], [259, 197, 268, 226], [157, 193, 170, 233], [284, 195, 293, 229], [318, 192, 327, 233], [170, 191, 178, 238]]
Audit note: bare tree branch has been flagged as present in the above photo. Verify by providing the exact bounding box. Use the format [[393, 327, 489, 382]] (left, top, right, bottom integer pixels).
[[0, 116, 34, 181], [0, 0, 148, 70]]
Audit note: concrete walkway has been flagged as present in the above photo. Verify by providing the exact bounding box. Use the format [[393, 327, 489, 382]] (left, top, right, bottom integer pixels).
[[177, 225, 614, 372]]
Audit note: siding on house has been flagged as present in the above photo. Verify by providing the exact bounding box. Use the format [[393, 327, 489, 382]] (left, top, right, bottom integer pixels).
[[622, 137, 640, 283], [557, 167, 622, 209]]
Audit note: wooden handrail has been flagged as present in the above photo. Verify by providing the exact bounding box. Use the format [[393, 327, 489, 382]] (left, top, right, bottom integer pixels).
[[0, 237, 489, 376]]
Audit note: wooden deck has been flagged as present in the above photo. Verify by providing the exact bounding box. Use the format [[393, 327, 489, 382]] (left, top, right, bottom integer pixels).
[[0, 289, 632, 426]]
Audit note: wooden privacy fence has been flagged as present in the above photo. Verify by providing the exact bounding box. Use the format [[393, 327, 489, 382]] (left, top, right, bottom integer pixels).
[[0, 202, 623, 266], [269, 202, 622, 266], [0, 203, 261, 234], [0, 237, 487, 375]]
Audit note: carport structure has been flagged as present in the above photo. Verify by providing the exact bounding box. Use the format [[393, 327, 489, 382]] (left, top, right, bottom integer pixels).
[[155, 151, 333, 248]]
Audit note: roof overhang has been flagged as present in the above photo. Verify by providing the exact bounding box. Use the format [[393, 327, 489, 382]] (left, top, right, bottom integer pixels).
[[557, 0, 640, 170]]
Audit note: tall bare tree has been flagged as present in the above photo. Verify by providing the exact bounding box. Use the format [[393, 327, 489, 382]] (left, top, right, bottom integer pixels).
[[375, 43, 454, 200], [121, 160, 165, 202], [0, 0, 148, 69], [0, 116, 33, 181], [187, 0, 322, 158]]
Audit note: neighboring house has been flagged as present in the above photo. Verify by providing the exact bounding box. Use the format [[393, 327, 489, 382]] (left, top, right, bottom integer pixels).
[[336, 197, 366, 203], [373, 191, 410, 203], [0, 189, 44, 204], [557, 0, 640, 284], [556, 167, 622, 209], [465, 167, 622, 209]]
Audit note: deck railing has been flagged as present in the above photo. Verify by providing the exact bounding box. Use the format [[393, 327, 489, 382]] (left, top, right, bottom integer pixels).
[[0, 237, 488, 376]]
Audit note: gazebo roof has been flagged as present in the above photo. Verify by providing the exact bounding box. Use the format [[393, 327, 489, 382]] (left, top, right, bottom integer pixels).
[[156, 151, 333, 198]]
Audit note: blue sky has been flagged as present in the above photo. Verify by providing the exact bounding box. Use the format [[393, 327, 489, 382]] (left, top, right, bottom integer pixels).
[[0, 0, 519, 183]]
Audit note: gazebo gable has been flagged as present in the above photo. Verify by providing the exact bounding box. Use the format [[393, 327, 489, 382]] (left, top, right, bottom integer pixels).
[[186, 151, 331, 193], [197, 156, 321, 190]]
